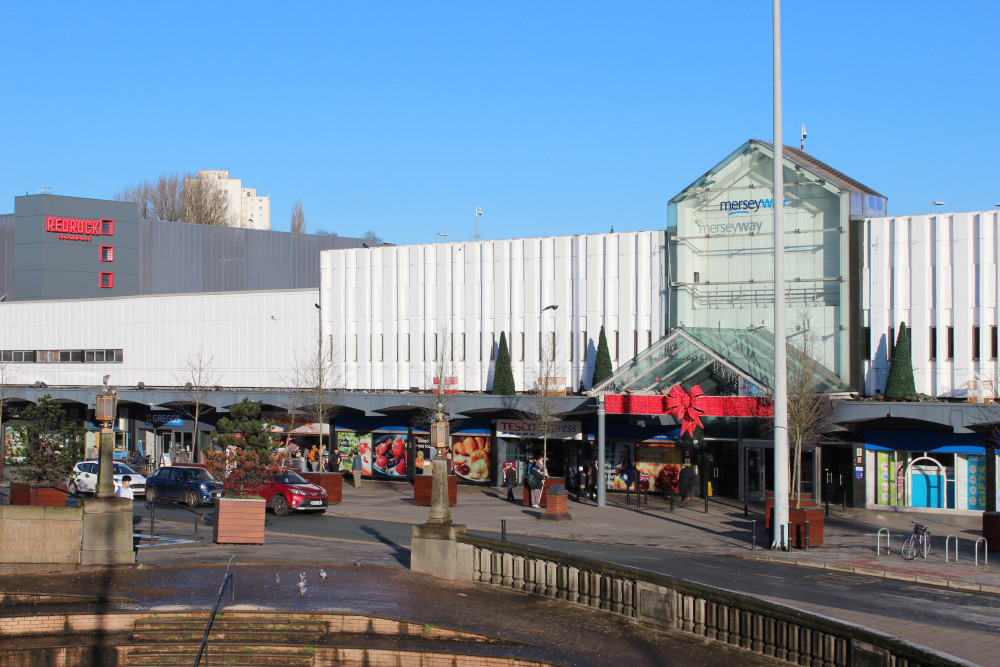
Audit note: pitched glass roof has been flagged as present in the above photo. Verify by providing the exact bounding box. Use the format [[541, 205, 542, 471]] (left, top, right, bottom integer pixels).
[[590, 327, 848, 397]]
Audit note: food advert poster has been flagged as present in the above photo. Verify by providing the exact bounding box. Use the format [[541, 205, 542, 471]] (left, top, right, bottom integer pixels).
[[636, 443, 683, 493], [450, 434, 491, 483], [606, 443, 634, 490], [967, 454, 987, 509], [336, 431, 373, 474], [369, 433, 410, 478]]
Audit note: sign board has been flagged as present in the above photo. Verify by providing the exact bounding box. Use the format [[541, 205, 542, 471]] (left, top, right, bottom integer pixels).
[[497, 419, 581, 439]]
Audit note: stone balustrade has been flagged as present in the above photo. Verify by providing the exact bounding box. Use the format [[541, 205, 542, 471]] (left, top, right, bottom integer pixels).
[[456, 534, 959, 667]]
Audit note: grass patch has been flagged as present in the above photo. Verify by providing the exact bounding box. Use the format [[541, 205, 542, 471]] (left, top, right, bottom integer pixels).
[[423, 624, 434, 637], [301, 646, 316, 656]]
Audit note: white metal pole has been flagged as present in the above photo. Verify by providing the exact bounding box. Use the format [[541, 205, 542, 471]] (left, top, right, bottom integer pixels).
[[772, 0, 790, 550]]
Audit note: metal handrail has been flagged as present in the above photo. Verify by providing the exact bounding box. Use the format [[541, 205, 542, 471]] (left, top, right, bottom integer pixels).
[[876, 528, 890, 556], [144, 499, 209, 542], [193, 555, 237, 667], [945, 535, 958, 563]]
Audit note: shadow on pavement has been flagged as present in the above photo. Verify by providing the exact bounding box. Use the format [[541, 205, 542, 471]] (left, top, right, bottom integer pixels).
[[358, 523, 410, 567]]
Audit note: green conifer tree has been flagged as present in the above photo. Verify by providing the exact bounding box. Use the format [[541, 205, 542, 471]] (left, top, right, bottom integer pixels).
[[884, 322, 916, 399], [592, 325, 613, 388], [492, 331, 516, 394]]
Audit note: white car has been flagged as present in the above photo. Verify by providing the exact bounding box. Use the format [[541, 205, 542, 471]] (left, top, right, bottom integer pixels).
[[68, 461, 147, 498]]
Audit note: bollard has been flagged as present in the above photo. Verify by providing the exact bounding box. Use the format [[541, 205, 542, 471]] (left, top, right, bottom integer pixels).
[[842, 489, 847, 513], [751, 519, 757, 550], [704, 494, 708, 514], [670, 493, 675, 512], [743, 502, 748, 518], [501, 519, 507, 542], [825, 498, 829, 517], [804, 520, 810, 551], [146, 501, 156, 541]]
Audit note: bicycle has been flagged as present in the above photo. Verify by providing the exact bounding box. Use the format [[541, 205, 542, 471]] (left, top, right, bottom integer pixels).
[[901, 522, 931, 560]]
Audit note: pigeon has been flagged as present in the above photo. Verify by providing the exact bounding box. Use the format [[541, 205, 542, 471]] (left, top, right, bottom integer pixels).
[[296, 580, 307, 596], [275, 573, 281, 586], [319, 568, 328, 581], [354, 558, 361, 568], [299, 572, 306, 582]]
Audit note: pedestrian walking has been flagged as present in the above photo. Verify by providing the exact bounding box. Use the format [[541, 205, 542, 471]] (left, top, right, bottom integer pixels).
[[503, 462, 516, 502], [308, 445, 320, 472], [678, 463, 692, 504], [527, 456, 547, 508], [352, 451, 363, 488], [576, 466, 586, 502], [587, 460, 598, 500], [115, 475, 134, 500]]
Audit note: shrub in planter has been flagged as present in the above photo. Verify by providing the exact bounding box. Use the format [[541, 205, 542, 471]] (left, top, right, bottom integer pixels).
[[10, 394, 84, 489]]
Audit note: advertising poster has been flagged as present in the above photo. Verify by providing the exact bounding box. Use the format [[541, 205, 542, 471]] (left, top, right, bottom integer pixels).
[[877, 452, 893, 505], [967, 454, 987, 509], [893, 459, 906, 506], [450, 434, 491, 483], [636, 442, 683, 492], [336, 431, 373, 475], [605, 443, 635, 490]]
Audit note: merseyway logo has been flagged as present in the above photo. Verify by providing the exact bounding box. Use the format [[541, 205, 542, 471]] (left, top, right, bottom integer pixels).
[[697, 220, 764, 235], [719, 197, 787, 215]]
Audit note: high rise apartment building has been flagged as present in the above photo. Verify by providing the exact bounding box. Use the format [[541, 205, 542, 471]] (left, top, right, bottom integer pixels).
[[187, 169, 270, 230]]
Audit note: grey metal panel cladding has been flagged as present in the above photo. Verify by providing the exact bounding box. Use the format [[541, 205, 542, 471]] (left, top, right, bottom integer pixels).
[[138, 222, 364, 295], [0, 214, 12, 298]]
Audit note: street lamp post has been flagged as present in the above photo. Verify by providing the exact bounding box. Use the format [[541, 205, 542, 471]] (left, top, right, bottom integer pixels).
[[435, 233, 449, 242], [94, 388, 118, 498], [427, 404, 452, 525], [932, 201, 946, 214], [474, 206, 483, 241]]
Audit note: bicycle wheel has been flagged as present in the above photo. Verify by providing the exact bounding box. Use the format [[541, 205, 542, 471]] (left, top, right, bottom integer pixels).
[[901, 535, 918, 560]]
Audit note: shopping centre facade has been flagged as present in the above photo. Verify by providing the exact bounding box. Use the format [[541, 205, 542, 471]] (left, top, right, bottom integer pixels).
[[2, 140, 999, 514]]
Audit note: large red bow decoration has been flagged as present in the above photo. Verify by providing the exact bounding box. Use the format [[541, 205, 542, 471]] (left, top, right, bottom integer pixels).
[[665, 385, 706, 437]]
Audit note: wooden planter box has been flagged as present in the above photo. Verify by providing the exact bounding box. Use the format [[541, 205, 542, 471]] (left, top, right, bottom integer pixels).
[[522, 477, 565, 508], [414, 475, 458, 506], [789, 507, 824, 548], [764, 494, 815, 529], [213, 498, 266, 544], [10, 483, 68, 507], [301, 472, 343, 504]]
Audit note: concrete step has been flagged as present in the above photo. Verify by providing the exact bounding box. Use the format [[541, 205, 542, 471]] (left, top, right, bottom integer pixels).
[[124, 644, 314, 666]]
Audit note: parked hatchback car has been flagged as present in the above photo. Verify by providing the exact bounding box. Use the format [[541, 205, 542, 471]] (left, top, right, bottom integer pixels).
[[68, 461, 147, 497], [257, 471, 328, 516], [145, 466, 223, 506]]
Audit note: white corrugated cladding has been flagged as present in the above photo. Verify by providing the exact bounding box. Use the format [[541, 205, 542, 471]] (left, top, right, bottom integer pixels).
[[865, 210, 1000, 398], [321, 231, 667, 392], [0, 290, 316, 388]]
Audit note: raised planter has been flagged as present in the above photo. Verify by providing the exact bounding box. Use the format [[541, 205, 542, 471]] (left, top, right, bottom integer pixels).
[[413, 474, 458, 506], [213, 497, 266, 544], [764, 493, 815, 529], [10, 483, 68, 507], [522, 477, 565, 508], [301, 472, 343, 504], [789, 506, 824, 548]]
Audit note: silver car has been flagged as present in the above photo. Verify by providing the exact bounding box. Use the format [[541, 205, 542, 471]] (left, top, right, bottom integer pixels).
[[68, 460, 147, 497]]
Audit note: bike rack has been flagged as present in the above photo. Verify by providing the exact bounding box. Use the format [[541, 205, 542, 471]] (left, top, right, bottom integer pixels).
[[877, 528, 890, 556], [750, 519, 756, 551], [945, 534, 958, 563], [975, 538, 989, 567], [922, 533, 930, 559]]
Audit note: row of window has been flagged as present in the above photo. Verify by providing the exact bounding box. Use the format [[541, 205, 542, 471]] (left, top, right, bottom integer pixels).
[[342, 330, 655, 364], [864, 326, 999, 361], [1, 349, 124, 363]]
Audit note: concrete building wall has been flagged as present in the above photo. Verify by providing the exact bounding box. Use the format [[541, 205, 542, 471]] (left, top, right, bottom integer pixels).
[[865, 210, 1000, 397], [321, 231, 667, 392]]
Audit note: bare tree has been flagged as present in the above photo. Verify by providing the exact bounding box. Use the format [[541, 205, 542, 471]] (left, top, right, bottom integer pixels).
[[519, 329, 565, 468], [786, 315, 834, 507], [363, 230, 383, 245], [173, 350, 221, 464], [182, 174, 231, 226], [116, 172, 230, 226], [296, 335, 344, 465], [290, 201, 306, 234], [115, 173, 183, 221]]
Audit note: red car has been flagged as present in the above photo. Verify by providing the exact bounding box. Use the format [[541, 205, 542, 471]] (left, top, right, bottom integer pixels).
[[259, 471, 328, 516]]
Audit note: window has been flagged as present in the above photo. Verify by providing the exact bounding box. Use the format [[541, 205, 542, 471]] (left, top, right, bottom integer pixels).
[[100, 246, 114, 262], [888, 327, 894, 360], [433, 334, 438, 361], [100, 272, 114, 288], [582, 331, 587, 361], [490, 333, 496, 361], [100, 219, 114, 235], [947, 327, 954, 359], [461, 333, 466, 361], [973, 326, 981, 361], [614, 331, 619, 360], [992, 326, 998, 360], [379, 334, 384, 362], [407, 334, 411, 362], [864, 327, 871, 360], [930, 327, 937, 361], [570, 332, 574, 362], [520, 332, 524, 362]]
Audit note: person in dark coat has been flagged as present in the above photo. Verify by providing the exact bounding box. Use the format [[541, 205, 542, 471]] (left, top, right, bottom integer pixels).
[[678, 463, 693, 504], [503, 462, 516, 502]]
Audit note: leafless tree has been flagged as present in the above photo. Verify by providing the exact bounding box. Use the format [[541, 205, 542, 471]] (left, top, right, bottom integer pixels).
[[115, 172, 230, 226], [363, 230, 383, 245], [182, 174, 231, 226], [296, 335, 345, 463], [290, 201, 306, 234], [420, 330, 461, 428], [114, 173, 183, 221], [786, 315, 834, 507], [172, 350, 220, 464], [518, 330, 565, 469]]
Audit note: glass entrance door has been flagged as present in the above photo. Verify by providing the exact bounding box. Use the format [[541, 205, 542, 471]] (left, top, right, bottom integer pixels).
[[746, 447, 766, 500]]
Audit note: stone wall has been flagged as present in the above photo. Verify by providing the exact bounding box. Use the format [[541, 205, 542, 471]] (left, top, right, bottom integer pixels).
[[457, 534, 962, 667], [0, 506, 83, 565]]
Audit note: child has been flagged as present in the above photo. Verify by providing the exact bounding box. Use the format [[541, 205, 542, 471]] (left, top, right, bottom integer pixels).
[[116, 475, 134, 500]]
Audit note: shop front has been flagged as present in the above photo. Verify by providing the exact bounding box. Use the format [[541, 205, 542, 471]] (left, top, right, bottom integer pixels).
[[865, 430, 996, 511], [495, 419, 583, 485]]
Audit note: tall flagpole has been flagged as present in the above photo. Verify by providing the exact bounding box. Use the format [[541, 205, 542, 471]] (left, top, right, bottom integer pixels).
[[771, 0, 789, 550]]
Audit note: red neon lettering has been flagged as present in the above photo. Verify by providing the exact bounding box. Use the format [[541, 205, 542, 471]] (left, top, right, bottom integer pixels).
[[45, 216, 107, 236]]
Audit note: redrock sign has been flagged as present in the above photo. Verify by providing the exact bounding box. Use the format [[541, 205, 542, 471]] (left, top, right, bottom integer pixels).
[[45, 216, 113, 242]]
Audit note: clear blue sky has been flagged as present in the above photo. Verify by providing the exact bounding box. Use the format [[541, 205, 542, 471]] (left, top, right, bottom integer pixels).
[[2, 2, 996, 244]]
